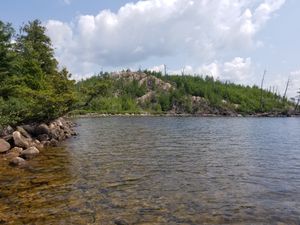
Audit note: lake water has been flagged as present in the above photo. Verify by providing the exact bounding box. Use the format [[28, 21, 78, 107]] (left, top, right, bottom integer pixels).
[[1, 117, 300, 224]]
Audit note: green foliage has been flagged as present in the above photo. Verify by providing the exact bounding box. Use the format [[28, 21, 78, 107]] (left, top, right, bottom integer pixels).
[[2, 20, 292, 127], [0, 21, 15, 79], [0, 20, 76, 126], [158, 92, 172, 111], [73, 71, 293, 116]]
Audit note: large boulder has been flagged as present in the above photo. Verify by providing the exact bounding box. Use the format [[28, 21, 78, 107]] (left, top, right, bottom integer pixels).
[[9, 157, 27, 167], [2, 135, 13, 143], [35, 124, 50, 135], [13, 131, 30, 148], [0, 125, 14, 137], [21, 124, 36, 136], [20, 146, 39, 159], [16, 126, 32, 139], [0, 139, 11, 153]]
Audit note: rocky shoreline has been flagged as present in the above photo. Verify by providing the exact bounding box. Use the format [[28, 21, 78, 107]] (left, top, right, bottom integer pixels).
[[70, 111, 300, 118], [0, 117, 76, 167]]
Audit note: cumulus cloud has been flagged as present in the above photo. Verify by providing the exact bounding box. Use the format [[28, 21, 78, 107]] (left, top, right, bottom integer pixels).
[[46, 0, 285, 76], [288, 70, 300, 97], [153, 57, 253, 83], [258, 70, 300, 98]]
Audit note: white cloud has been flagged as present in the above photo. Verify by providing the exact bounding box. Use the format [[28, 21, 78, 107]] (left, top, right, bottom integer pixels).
[[167, 57, 253, 83], [261, 70, 300, 98], [46, 0, 285, 76], [289, 70, 300, 97], [197, 62, 221, 79], [222, 57, 253, 82], [46, 20, 73, 51]]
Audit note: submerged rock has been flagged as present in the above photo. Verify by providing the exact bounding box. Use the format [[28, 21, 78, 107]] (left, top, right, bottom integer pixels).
[[20, 146, 39, 159], [49, 139, 59, 147], [30, 139, 44, 150], [0, 139, 11, 153], [114, 219, 129, 225], [9, 157, 26, 167], [5, 147, 23, 159]]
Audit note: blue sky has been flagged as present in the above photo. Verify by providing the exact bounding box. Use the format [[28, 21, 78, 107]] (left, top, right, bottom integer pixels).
[[1, 0, 299, 97]]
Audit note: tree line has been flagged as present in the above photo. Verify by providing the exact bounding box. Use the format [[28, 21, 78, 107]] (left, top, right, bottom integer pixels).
[[0, 20, 76, 126], [0, 20, 297, 127]]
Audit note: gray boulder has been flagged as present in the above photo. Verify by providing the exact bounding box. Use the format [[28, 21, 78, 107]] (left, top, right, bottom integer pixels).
[[0, 139, 11, 153], [0, 125, 14, 137], [13, 131, 30, 148], [16, 126, 32, 139], [2, 135, 13, 143], [20, 146, 39, 159], [21, 124, 36, 136], [35, 124, 50, 135]]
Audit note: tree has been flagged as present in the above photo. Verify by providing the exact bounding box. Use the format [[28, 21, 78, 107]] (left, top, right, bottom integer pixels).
[[0, 20, 76, 126], [0, 21, 15, 76], [0, 21, 16, 98], [16, 20, 58, 76], [295, 89, 300, 112]]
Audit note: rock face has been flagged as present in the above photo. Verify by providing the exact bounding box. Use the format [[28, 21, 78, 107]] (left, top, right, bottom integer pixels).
[[9, 157, 26, 167], [0, 139, 11, 153], [20, 146, 39, 159], [12, 131, 30, 149]]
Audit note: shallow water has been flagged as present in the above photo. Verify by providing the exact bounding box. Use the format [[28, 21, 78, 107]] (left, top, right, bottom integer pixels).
[[1, 117, 300, 224]]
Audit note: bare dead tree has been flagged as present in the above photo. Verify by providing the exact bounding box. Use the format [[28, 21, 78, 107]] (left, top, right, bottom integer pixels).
[[260, 70, 267, 111], [283, 77, 290, 100], [295, 89, 300, 112]]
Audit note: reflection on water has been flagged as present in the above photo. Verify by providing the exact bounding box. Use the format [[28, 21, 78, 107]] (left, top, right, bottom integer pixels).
[[1, 117, 300, 224]]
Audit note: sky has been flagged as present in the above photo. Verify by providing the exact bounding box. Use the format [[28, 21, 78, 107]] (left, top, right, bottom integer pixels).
[[1, 0, 299, 97]]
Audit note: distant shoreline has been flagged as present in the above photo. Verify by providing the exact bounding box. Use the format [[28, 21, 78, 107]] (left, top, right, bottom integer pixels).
[[68, 112, 300, 118]]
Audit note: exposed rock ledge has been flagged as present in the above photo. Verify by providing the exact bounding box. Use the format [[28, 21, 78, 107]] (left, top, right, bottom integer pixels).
[[0, 117, 76, 167]]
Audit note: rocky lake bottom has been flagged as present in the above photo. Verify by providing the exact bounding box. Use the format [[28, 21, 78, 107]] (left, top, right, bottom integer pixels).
[[1, 117, 300, 224]]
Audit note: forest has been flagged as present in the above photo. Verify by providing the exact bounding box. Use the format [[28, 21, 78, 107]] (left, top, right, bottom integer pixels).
[[0, 20, 297, 128], [73, 70, 295, 116]]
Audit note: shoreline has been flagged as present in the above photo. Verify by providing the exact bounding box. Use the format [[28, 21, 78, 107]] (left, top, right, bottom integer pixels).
[[68, 112, 300, 118], [0, 117, 76, 167]]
